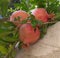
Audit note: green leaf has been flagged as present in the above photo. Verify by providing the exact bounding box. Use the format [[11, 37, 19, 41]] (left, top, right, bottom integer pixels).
[[0, 0, 10, 17], [5, 44, 17, 58], [40, 24, 48, 38], [0, 21, 16, 32], [21, 19, 27, 24], [30, 15, 37, 28], [46, 0, 60, 13], [54, 13, 60, 21], [14, 16, 21, 21], [0, 45, 8, 55], [0, 21, 18, 43], [0, 31, 18, 43], [31, 19, 37, 28], [0, 38, 9, 45]]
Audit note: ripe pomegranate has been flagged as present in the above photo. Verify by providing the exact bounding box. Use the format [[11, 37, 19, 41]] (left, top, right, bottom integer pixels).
[[19, 23, 40, 48], [10, 10, 29, 26], [31, 8, 49, 22]]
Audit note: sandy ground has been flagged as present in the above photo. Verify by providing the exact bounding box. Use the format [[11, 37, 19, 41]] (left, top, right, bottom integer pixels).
[[16, 22, 60, 58]]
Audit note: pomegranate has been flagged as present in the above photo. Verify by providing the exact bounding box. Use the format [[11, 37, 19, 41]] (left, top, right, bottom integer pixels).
[[19, 23, 40, 48], [10, 10, 29, 26], [31, 8, 49, 22]]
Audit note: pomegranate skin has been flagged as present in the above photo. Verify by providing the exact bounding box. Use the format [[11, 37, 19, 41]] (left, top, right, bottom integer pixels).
[[10, 10, 29, 26], [19, 23, 40, 47], [31, 8, 49, 22]]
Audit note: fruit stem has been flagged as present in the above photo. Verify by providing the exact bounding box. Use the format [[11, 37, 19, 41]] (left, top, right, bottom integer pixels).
[[43, 21, 57, 25]]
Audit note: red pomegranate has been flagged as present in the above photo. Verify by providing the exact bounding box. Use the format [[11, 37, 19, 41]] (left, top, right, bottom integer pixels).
[[31, 8, 49, 22], [10, 10, 29, 26], [19, 23, 40, 48]]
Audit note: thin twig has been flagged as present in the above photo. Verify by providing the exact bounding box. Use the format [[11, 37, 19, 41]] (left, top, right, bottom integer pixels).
[[4, 41, 18, 58], [43, 21, 57, 25]]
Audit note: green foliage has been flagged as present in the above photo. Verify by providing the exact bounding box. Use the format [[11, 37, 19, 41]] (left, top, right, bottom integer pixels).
[[21, 19, 27, 24], [29, 15, 43, 28], [5, 44, 17, 58], [40, 24, 48, 38], [30, 15, 38, 28], [0, 21, 18, 43], [0, 21, 19, 58], [0, 0, 10, 17], [0, 0, 60, 17], [0, 45, 8, 54], [54, 13, 60, 21], [46, 0, 60, 13]]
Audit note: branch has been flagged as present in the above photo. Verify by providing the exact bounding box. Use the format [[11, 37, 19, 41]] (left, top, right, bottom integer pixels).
[[4, 41, 19, 58], [43, 21, 57, 25]]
